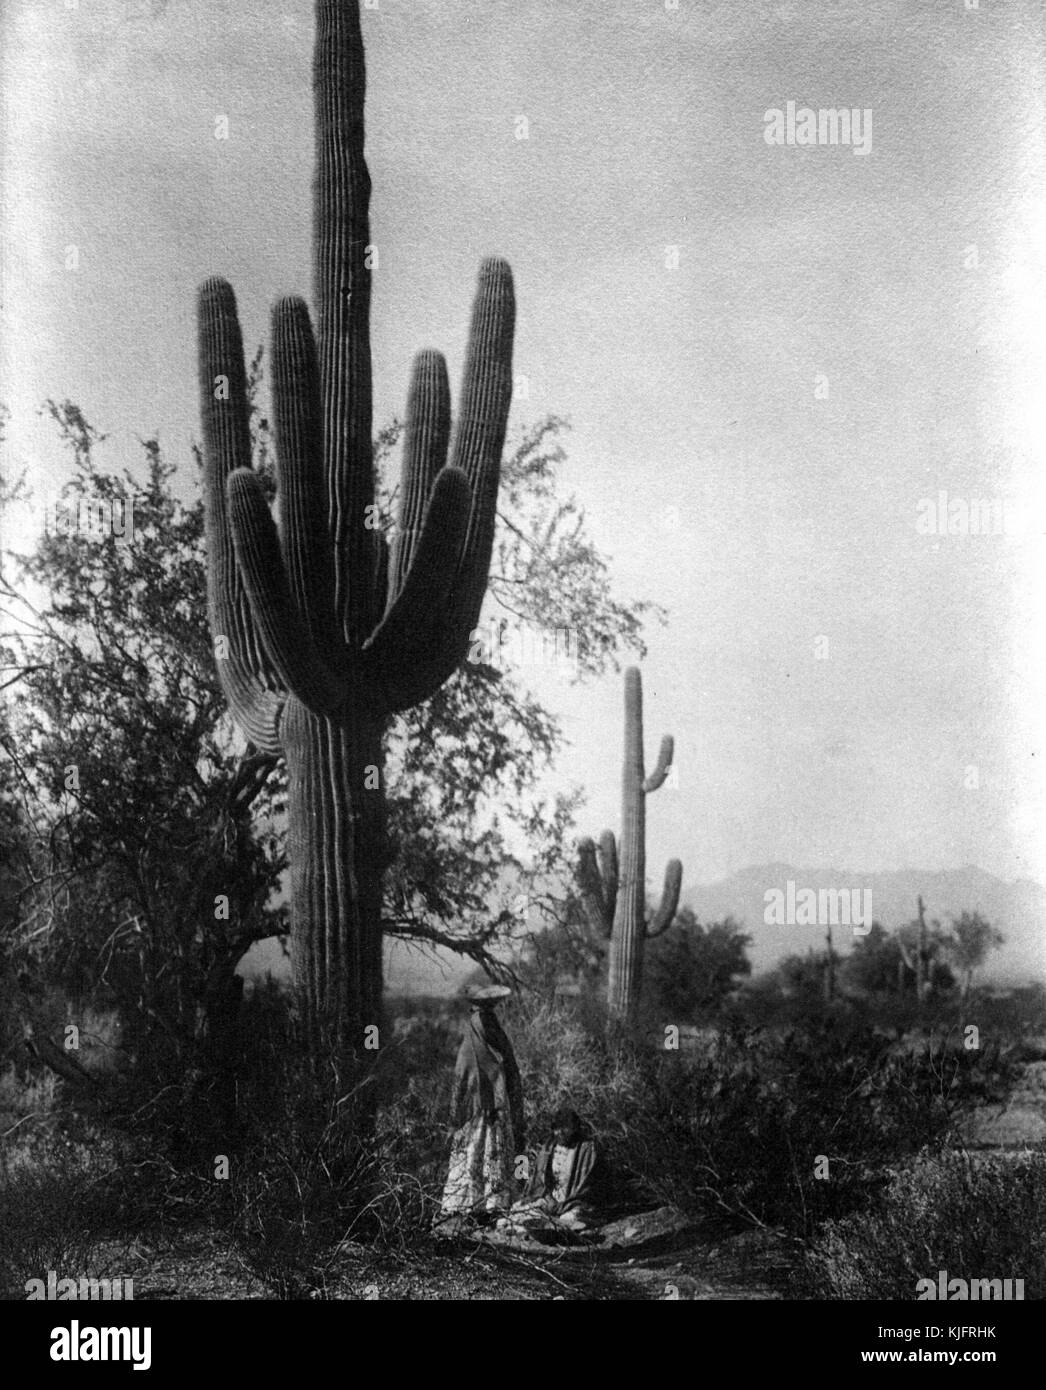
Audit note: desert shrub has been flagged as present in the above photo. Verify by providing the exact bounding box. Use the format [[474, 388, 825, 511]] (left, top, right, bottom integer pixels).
[[503, 1003, 1018, 1239], [225, 1084, 417, 1298], [206, 991, 461, 1298], [0, 1061, 60, 1128], [642, 912, 751, 1023], [2, 987, 460, 1302], [733, 977, 1046, 1055], [804, 1149, 1046, 1299], [619, 1022, 979, 1239], [0, 1120, 130, 1299], [6, 976, 1022, 1292], [0, 1028, 174, 1299], [373, 1006, 461, 1189], [508, 1000, 635, 1120]]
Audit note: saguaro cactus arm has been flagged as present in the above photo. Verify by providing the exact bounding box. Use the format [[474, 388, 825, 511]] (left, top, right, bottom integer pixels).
[[226, 468, 346, 714], [198, 278, 285, 754], [643, 735, 674, 793], [389, 350, 452, 597], [577, 833, 617, 938], [363, 261, 516, 712], [361, 468, 472, 680], [445, 258, 517, 627], [597, 829, 619, 925], [270, 296, 338, 658], [646, 859, 683, 938]]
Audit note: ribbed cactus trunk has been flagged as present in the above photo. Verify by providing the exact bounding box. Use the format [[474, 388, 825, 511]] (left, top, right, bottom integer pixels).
[[283, 702, 385, 1046], [198, 1, 514, 1055], [608, 670, 649, 1018], [578, 668, 682, 1026]]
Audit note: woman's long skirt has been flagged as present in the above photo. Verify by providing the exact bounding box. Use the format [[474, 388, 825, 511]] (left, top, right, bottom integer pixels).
[[439, 1109, 516, 1215]]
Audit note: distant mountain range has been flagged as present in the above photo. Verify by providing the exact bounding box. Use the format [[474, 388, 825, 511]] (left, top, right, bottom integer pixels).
[[241, 864, 1046, 995], [683, 864, 1046, 984]]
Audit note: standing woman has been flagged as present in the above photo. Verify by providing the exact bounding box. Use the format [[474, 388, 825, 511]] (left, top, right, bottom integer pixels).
[[439, 985, 525, 1223]]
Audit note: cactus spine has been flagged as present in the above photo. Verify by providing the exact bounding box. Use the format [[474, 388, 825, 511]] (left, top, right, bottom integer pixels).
[[577, 668, 682, 1023], [198, 1, 514, 1050]]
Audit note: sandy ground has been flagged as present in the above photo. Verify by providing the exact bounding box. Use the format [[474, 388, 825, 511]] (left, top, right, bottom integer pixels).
[[92, 1209, 793, 1301]]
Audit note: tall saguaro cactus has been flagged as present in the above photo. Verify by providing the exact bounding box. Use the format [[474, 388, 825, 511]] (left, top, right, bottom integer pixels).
[[198, 1, 514, 1050], [577, 668, 682, 1023]]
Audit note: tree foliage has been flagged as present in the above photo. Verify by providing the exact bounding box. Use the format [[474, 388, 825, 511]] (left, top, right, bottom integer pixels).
[[1, 403, 286, 1072], [945, 911, 1004, 998], [0, 392, 656, 1063], [842, 922, 899, 995], [642, 908, 752, 1022]]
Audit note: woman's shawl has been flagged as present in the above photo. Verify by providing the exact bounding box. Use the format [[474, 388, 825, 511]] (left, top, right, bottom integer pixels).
[[523, 1134, 600, 1212], [450, 1011, 525, 1147]]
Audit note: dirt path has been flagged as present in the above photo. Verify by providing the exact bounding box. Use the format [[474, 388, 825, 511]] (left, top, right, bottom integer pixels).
[[93, 1207, 794, 1301], [468, 1207, 792, 1301]]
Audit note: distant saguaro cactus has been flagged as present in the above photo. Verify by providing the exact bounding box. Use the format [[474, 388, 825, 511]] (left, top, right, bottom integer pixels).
[[198, 1, 514, 1050], [898, 895, 929, 1004], [824, 924, 835, 1003], [577, 668, 682, 1023]]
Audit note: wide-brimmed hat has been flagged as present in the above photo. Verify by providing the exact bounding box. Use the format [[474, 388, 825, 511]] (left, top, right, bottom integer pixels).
[[465, 984, 512, 1005]]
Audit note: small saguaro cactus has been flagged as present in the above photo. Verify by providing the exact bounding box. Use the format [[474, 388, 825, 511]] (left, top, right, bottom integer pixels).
[[824, 924, 835, 1003], [197, 1, 515, 1051], [898, 895, 930, 1004], [577, 667, 683, 1023]]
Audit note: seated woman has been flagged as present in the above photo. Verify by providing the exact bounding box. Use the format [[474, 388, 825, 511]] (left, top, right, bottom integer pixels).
[[507, 1106, 603, 1233]]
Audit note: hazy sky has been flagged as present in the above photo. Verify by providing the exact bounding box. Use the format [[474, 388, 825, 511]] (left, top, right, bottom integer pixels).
[[2, 0, 1045, 893]]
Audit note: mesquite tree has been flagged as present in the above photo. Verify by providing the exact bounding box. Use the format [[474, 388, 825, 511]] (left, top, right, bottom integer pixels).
[[577, 667, 682, 1022], [198, 0, 514, 1050]]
